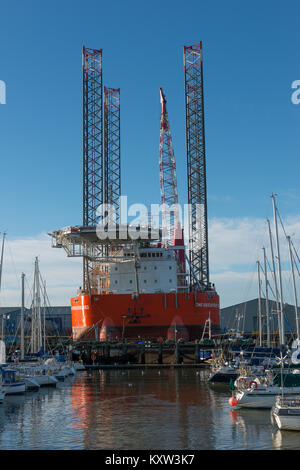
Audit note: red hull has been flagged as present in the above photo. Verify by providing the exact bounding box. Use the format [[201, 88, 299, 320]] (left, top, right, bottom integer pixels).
[[71, 291, 220, 341]]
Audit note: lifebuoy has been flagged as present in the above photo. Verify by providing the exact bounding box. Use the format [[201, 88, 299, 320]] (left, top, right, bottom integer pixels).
[[237, 377, 247, 386], [249, 380, 258, 389]]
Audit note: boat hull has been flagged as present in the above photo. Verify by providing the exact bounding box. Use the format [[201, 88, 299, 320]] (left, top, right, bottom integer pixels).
[[208, 373, 238, 383], [2, 382, 26, 395], [273, 412, 300, 431], [34, 375, 58, 387], [24, 377, 40, 391], [235, 388, 300, 409], [71, 291, 220, 341]]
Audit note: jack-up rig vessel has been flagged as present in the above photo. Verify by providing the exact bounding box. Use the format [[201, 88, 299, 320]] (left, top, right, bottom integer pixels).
[[51, 43, 220, 342]]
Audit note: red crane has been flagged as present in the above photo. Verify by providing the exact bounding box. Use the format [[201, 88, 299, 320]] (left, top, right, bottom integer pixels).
[[159, 88, 185, 274], [159, 87, 179, 243]]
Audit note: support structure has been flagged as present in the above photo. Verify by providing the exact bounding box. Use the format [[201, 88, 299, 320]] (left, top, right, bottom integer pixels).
[[159, 87, 179, 243], [184, 42, 209, 289], [82, 46, 103, 291], [104, 87, 121, 222]]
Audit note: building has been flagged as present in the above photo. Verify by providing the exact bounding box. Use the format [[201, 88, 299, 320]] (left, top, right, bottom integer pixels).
[[221, 298, 300, 335], [0, 306, 72, 341]]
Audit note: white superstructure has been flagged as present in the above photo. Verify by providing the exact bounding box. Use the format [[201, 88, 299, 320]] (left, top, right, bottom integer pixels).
[[109, 248, 178, 294]]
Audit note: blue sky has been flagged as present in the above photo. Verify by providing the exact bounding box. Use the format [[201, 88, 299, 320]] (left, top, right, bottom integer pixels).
[[0, 0, 299, 236], [0, 0, 300, 307]]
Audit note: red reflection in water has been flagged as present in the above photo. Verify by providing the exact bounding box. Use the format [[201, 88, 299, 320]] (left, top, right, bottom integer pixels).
[[70, 369, 216, 449]]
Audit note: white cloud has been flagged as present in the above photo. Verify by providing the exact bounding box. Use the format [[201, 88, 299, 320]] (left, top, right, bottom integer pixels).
[[0, 233, 81, 307], [209, 215, 300, 307], [1, 214, 300, 309]]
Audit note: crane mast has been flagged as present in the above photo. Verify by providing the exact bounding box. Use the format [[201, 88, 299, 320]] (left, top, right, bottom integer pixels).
[[82, 47, 104, 293], [159, 87, 179, 244], [184, 42, 209, 290]]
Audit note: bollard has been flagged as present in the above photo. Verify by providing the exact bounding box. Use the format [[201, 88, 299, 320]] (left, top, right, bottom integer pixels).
[[104, 343, 110, 361], [194, 343, 200, 364], [175, 342, 180, 364], [158, 343, 163, 364], [140, 344, 145, 364]]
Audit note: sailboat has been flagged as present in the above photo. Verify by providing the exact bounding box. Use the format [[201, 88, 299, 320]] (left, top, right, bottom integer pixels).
[[229, 195, 300, 409], [271, 345, 300, 430]]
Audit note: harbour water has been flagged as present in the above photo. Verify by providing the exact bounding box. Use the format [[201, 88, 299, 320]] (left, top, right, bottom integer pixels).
[[0, 368, 298, 450]]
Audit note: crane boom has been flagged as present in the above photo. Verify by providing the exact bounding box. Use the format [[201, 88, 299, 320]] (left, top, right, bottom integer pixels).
[[159, 87, 179, 244]]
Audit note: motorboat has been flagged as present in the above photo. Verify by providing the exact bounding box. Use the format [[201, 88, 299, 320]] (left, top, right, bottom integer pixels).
[[272, 396, 300, 431], [1, 368, 26, 395], [208, 362, 239, 383], [229, 372, 300, 409]]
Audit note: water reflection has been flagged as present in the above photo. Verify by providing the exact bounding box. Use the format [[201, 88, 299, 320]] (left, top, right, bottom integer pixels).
[[70, 369, 229, 450], [0, 370, 299, 449]]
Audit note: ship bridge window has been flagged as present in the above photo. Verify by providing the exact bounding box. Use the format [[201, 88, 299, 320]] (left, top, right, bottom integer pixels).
[[156, 253, 159, 257], [148, 253, 151, 257]]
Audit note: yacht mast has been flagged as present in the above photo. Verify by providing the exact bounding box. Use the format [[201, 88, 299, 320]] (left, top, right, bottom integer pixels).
[[263, 247, 271, 347], [43, 279, 46, 352], [21, 273, 25, 360], [287, 235, 299, 340], [257, 261, 262, 346], [267, 219, 280, 312], [31, 257, 42, 353], [271, 194, 285, 346], [0, 232, 6, 294], [0, 233, 5, 343]]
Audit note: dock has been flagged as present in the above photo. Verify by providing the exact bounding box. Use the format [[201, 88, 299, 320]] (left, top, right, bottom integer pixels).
[[73, 340, 219, 369]]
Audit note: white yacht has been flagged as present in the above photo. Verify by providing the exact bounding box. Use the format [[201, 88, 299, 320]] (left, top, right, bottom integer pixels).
[[272, 396, 300, 431], [229, 372, 300, 409]]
